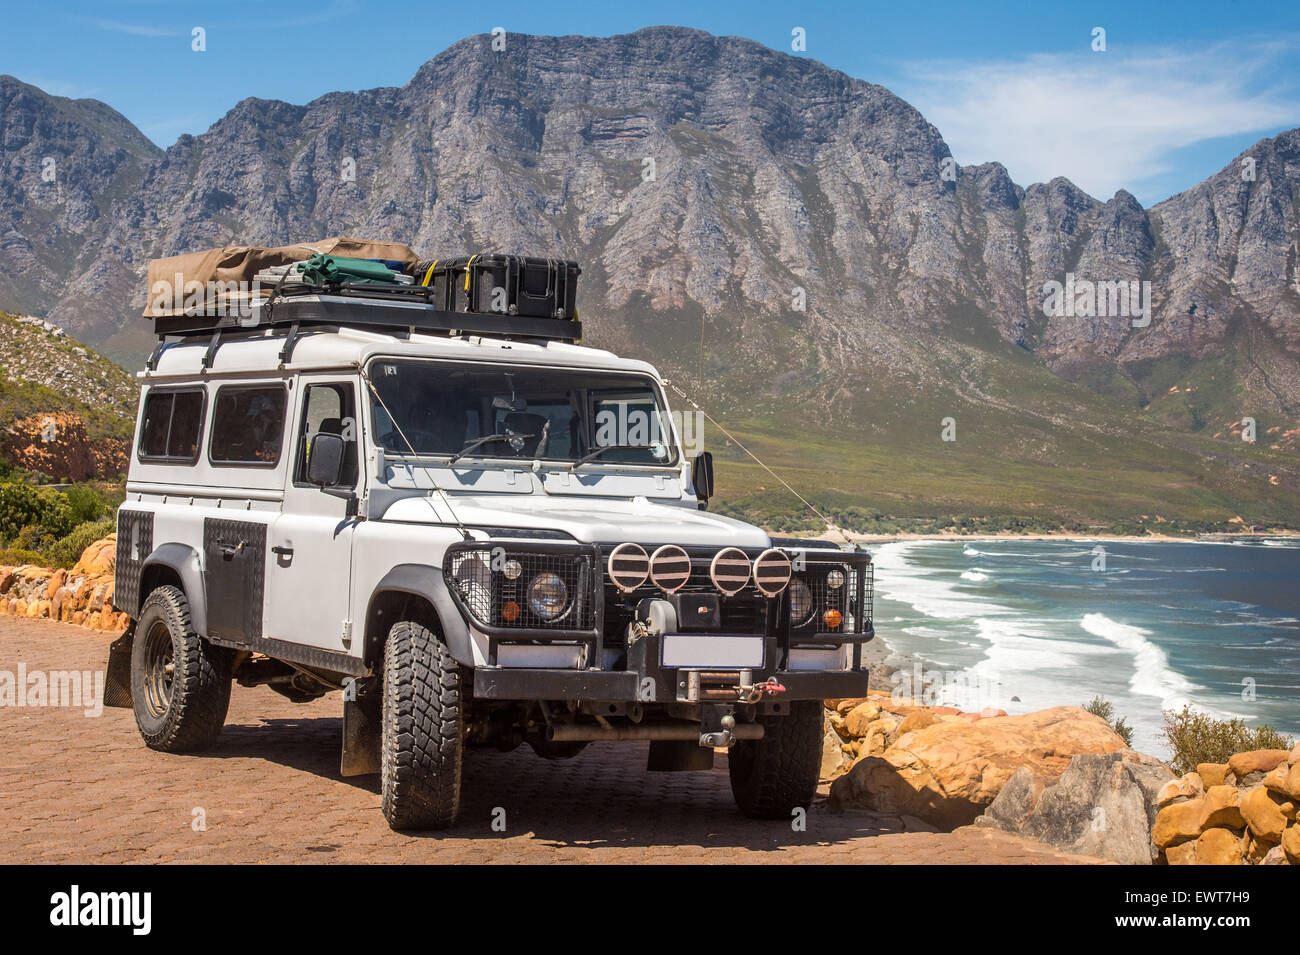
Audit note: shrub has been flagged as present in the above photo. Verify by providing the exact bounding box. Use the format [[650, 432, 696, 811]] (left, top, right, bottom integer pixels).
[[14, 524, 45, 551], [1083, 695, 1134, 747], [0, 547, 47, 567], [45, 519, 115, 569], [1160, 704, 1295, 776], [63, 484, 105, 524], [0, 482, 76, 542]]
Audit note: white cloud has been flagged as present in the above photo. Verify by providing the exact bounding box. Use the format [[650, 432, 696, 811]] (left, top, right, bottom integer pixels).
[[893, 39, 1300, 203]]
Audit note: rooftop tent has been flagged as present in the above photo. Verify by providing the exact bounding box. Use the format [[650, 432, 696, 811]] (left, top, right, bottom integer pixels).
[[142, 237, 420, 318]]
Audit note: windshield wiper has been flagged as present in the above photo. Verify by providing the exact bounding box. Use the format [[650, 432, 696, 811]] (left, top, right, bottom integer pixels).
[[569, 444, 662, 470], [446, 433, 535, 465]]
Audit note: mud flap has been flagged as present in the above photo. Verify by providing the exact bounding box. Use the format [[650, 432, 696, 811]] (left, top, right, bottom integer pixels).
[[104, 631, 134, 708], [340, 694, 381, 776]]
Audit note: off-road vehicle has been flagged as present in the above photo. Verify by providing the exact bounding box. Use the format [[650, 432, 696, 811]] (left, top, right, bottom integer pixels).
[[105, 249, 874, 830]]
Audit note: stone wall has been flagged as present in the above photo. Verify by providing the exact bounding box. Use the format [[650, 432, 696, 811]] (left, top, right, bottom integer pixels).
[[1153, 748, 1300, 865], [0, 534, 127, 632]]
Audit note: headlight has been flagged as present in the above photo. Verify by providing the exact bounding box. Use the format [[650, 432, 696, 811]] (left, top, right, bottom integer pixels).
[[826, 569, 845, 590], [501, 559, 523, 580], [789, 577, 813, 625], [527, 572, 568, 619]]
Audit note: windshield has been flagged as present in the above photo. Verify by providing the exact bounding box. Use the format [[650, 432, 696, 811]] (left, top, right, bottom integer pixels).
[[366, 359, 678, 466]]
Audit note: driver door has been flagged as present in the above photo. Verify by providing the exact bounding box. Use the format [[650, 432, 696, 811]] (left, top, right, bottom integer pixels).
[[266, 377, 360, 655]]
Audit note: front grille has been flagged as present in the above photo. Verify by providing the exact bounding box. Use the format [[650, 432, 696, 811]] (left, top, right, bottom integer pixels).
[[792, 557, 873, 635], [446, 546, 597, 631]]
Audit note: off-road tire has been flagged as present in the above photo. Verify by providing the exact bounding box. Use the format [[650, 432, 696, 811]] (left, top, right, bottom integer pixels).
[[728, 700, 823, 819], [130, 585, 232, 752], [380, 620, 463, 830]]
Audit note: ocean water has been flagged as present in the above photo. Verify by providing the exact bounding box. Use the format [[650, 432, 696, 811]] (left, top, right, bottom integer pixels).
[[870, 539, 1300, 756]]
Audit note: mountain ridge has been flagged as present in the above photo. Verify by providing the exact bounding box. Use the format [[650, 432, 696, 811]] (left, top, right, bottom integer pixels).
[[1, 27, 1298, 530]]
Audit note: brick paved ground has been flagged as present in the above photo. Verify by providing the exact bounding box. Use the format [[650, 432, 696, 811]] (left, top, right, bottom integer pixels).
[[0, 616, 1107, 864]]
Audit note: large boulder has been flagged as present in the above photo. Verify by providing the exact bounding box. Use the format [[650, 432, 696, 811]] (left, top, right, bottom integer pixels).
[[977, 750, 1174, 864], [71, 535, 116, 577], [828, 705, 1130, 828]]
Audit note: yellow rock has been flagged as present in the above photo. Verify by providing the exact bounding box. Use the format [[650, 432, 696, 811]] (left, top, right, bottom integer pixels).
[[827, 705, 1128, 828], [897, 710, 942, 736], [1153, 797, 1206, 849], [1199, 785, 1244, 829], [1240, 786, 1288, 842], [1197, 763, 1230, 787], [1194, 828, 1242, 865], [1282, 825, 1300, 863], [1229, 749, 1291, 777], [1263, 764, 1289, 795], [1289, 744, 1300, 766], [1280, 762, 1300, 801], [1157, 773, 1205, 807], [1165, 840, 1198, 865], [1241, 830, 1274, 864], [844, 701, 882, 737]]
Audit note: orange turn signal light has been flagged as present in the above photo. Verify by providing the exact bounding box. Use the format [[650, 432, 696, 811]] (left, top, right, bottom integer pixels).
[[823, 609, 843, 630], [502, 601, 521, 623]]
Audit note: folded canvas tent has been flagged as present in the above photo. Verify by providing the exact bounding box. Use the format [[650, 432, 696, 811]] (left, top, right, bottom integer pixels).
[[143, 236, 420, 318]]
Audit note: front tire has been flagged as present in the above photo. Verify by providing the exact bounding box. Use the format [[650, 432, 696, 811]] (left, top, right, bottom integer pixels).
[[130, 585, 232, 752], [728, 700, 823, 819], [380, 621, 463, 831]]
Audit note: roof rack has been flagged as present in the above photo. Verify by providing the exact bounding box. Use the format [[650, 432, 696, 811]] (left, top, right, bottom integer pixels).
[[149, 282, 583, 346]]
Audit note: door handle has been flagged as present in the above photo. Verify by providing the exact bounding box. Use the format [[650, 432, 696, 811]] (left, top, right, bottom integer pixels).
[[217, 539, 247, 559], [271, 545, 294, 558]]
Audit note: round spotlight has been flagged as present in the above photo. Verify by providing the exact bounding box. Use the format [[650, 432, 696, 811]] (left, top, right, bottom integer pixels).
[[502, 559, 523, 580], [649, 544, 692, 593], [608, 542, 650, 593], [826, 568, 846, 590], [709, 547, 752, 596], [752, 548, 793, 597]]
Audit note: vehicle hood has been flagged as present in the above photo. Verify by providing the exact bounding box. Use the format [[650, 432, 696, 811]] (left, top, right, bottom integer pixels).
[[380, 492, 771, 549]]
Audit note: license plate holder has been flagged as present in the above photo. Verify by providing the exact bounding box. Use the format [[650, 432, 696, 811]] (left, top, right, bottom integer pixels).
[[660, 634, 765, 669]]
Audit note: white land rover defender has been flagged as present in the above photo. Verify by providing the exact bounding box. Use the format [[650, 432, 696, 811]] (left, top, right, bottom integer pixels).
[[105, 257, 874, 830]]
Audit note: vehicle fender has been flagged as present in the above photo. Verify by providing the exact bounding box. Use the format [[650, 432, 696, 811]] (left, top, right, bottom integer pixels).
[[369, 563, 474, 666], [141, 542, 209, 637]]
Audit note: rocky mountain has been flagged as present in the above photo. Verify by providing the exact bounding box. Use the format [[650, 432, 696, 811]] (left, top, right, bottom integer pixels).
[[0, 76, 161, 319], [1, 28, 1297, 528]]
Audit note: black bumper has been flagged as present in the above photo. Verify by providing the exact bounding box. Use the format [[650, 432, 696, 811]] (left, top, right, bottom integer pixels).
[[472, 665, 869, 702]]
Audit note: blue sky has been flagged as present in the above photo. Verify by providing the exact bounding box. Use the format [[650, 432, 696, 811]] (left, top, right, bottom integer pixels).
[[3, 0, 1298, 205]]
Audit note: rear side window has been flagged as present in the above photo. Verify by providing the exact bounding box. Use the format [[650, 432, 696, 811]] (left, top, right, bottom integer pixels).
[[138, 389, 205, 462], [209, 385, 287, 466]]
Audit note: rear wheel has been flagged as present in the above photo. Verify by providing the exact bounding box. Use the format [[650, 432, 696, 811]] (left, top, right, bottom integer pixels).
[[380, 620, 463, 830], [728, 701, 823, 819], [130, 585, 232, 752]]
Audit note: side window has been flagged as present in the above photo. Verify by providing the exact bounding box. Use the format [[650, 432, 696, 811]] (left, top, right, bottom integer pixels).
[[138, 389, 205, 462], [295, 383, 358, 486], [209, 385, 287, 466]]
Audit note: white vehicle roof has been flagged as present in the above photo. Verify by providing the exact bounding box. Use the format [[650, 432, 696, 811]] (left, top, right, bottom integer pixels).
[[141, 325, 663, 381]]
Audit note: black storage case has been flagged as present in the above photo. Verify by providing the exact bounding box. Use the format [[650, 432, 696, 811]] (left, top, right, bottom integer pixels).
[[416, 254, 580, 320]]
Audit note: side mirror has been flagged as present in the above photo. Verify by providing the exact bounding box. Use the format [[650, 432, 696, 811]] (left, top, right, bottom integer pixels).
[[307, 432, 345, 487], [691, 452, 714, 507]]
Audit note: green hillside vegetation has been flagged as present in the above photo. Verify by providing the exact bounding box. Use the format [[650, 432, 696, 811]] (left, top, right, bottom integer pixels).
[[652, 308, 1300, 537]]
